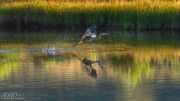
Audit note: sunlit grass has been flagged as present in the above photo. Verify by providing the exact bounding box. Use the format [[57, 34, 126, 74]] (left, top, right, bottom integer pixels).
[[0, 53, 22, 80], [0, 1, 180, 30]]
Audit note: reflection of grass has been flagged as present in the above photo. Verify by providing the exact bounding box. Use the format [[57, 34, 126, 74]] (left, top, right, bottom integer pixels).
[[0, 53, 21, 80], [110, 54, 135, 72], [0, 62, 14, 80], [107, 47, 179, 91], [109, 53, 151, 89], [0, 1, 180, 30]]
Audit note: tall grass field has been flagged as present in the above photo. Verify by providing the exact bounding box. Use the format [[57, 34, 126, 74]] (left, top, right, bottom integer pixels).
[[0, 1, 180, 30]]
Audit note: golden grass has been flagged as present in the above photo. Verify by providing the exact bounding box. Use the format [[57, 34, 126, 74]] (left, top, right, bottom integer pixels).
[[0, 1, 180, 30]]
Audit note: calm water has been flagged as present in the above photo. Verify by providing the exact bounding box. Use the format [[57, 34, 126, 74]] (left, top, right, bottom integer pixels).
[[0, 31, 180, 101]]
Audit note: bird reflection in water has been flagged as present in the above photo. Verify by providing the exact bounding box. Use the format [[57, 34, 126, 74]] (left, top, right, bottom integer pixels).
[[72, 54, 103, 78], [81, 58, 101, 78]]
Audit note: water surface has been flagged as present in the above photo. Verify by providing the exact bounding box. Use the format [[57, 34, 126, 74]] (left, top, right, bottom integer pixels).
[[0, 31, 180, 101]]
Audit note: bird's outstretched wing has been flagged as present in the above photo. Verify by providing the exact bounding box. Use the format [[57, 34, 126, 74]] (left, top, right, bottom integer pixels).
[[98, 33, 111, 39]]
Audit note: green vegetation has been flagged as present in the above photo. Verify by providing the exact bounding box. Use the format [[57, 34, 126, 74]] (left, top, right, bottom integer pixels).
[[0, 1, 180, 30]]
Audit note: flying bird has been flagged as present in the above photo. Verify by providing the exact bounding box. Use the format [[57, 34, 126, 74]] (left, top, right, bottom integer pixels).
[[73, 25, 110, 47]]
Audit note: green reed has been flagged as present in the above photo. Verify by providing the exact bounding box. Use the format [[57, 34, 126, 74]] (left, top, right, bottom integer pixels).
[[0, 1, 180, 30]]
